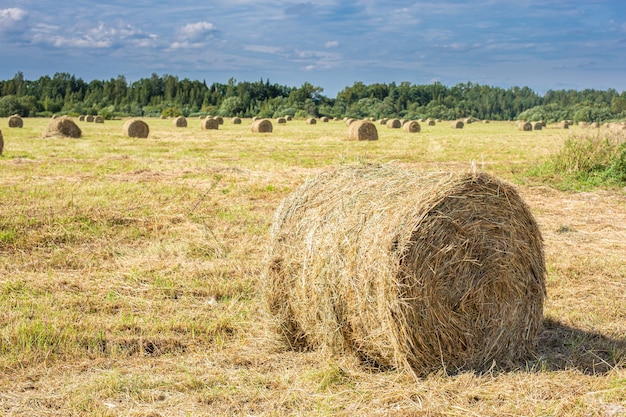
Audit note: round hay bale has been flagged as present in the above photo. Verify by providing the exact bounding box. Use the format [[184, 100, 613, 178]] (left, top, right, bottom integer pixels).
[[386, 118, 401, 128], [263, 165, 545, 376], [78, 115, 86, 122], [402, 120, 421, 133], [379, 118, 388, 125], [213, 116, 224, 125], [531, 121, 542, 131], [306, 118, 317, 125], [451, 120, 464, 129], [85, 115, 94, 122], [42, 116, 82, 138], [320, 116, 330, 122], [173, 116, 187, 128], [346, 120, 378, 141], [251, 119, 273, 133], [558, 121, 569, 129], [517, 121, 532, 131], [285, 115, 293, 121], [276, 117, 287, 124], [590, 122, 600, 128], [0, 129, 3, 155], [8, 115, 23, 128], [201, 117, 219, 130], [427, 119, 436, 126], [122, 119, 149, 138], [345, 118, 357, 126], [232, 117, 242, 124], [93, 116, 104, 123], [578, 121, 589, 128]]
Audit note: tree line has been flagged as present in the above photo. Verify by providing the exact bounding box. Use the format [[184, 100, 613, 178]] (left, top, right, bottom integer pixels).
[[1, 71, 625, 123]]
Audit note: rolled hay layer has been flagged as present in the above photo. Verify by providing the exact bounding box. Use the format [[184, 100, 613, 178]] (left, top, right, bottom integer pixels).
[[251, 119, 273, 133], [386, 118, 401, 128], [402, 120, 421, 133], [42, 116, 82, 138], [263, 165, 545, 376], [123, 119, 149, 138], [517, 121, 532, 131], [346, 120, 378, 141], [8, 115, 23, 128], [451, 120, 464, 129], [201, 117, 219, 130], [174, 116, 187, 128]]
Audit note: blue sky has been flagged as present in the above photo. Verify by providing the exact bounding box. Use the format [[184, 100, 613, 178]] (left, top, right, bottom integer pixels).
[[1, 0, 625, 97]]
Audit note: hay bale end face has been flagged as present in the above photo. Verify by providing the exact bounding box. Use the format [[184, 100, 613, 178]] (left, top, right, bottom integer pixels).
[[306, 118, 317, 125], [94, 116, 104, 123], [8, 115, 23, 128], [232, 117, 242, 124], [85, 115, 94, 122], [386, 118, 401, 128], [517, 121, 532, 131], [251, 119, 273, 133], [402, 120, 421, 133], [263, 165, 545, 376], [201, 118, 219, 130], [174, 116, 187, 128], [42, 116, 82, 138], [123, 119, 149, 138], [451, 120, 464, 129], [346, 120, 378, 141]]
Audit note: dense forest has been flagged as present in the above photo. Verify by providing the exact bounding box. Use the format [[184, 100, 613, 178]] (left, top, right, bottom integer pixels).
[[1, 71, 626, 122]]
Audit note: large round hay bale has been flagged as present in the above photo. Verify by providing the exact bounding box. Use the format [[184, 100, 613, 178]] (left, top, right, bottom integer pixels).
[[42, 116, 82, 138], [402, 120, 421, 133], [251, 119, 273, 133], [517, 121, 532, 131], [263, 165, 545, 376], [306, 118, 317, 125], [93, 116, 104, 123], [232, 117, 242, 124], [386, 118, 401, 128], [201, 117, 219, 130], [173, 116, 187, 127], [122, 119, 149, 138], [8, 115, 23, 128], [451, 120, 464, 129], [346, 120, 378, 141]]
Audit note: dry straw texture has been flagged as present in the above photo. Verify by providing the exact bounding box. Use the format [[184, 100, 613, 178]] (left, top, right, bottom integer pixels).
[[42, 116, 82, 138], [386, 118, 401, 128], [306, 118, 317, 125], [263, 164, 546, 376], [517, 122, 532, 131], [451, 120, 464, 129], [251, 119, 273, 133], [201, 118, 219, 130], [402, 120, 421, 133], [174, 116, 187, 128], [346, 120, 378, 141], [8, 115, 23, 128], [122, 119, 149, 138]]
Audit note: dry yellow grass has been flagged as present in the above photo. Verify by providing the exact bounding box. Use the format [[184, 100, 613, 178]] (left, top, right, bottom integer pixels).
[[0, 117, 624, 416]]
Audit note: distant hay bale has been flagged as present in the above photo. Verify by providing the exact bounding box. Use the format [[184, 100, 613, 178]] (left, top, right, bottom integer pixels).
[[530, 122, 542, 131], [78, 115, 85, 122], [482, 120, 490, 124], [232, 117, 242, 124], [276, 117, 287, 124], [251, 119, 273, 133], [386, 118, 401, 128], [320, 116, 329, 122], [451, 120, 464, 129], [379, 118, 388, 125], [345, 118, 357, 126], [558, 121, 570, 129], [8, 115, 23, 128], [262, 165, 546, 376], [285, 115, 293, 121], [590, 122, 600, 128], [122, 119, 149, 138], [517, 122, 532, 131], [213, 116, 224, 125], [578, 121, 589, 128], [93, 116, 104, 123], [42, 116, 82, 138], [201, 118, 219, 130], [252, 116, 261, 122], [85, 115, 94, 122], [174, 116, 187, 127], [426, 119, 436, 126], [402, 120, 421, 133], [306, 118, 317, 125], [346, 120, 378, 141]]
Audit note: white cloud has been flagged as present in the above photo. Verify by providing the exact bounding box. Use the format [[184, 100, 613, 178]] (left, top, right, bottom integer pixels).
[[324, 40, 339, 48], [0, 7, 28, 34], [31, 21, 158, 49], [176, 21, 218, 42], [244, 44, 283, 54]]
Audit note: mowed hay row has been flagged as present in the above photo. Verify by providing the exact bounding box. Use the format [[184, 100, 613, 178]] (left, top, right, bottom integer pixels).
[[263, 164, 546, 376], [122, 118, 150, 138], [346, 120, 378, 141], [8, 114, 23, 128], [251, 119, 273, 133], [200, 117, 219, 130], [402, 120, 421, 133], [173, 116, 187, 127], [42, 116, 82, 138]]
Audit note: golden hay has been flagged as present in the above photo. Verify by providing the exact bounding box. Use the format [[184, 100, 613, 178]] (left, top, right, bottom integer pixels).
[[0, 129, 3, 155], [276, 117, 287, 124], [93, 116, 104, 123], [78, 115, 85, 121], [402, 120, 421, 133], [517, 121, 532, 131], [232, 117, 242, 124], [85, 115, 94, 122], [306, 118, 317, 125], [386, 118, 401, 128], [173, 116, 187, 128], [320, 116, 330, 122], [251, 119, 273, 133], [8, 115, 23, 128], [558, 121, 570, 129], [427, 119, 436, 126], [451, 120, 464, 129], [201, 118, 219, 130], [531, 121, 542, 131], [346, 120, 378, 141], [262, 164, 545, 376], [122, 119, 149, 138], [285, 115, 293, 121], [345, 118, 356, 126], [42, 116, 82, 138]]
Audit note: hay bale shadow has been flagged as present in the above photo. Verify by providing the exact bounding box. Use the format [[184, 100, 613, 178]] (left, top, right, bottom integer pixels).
[[533, 317, 625, 375]]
